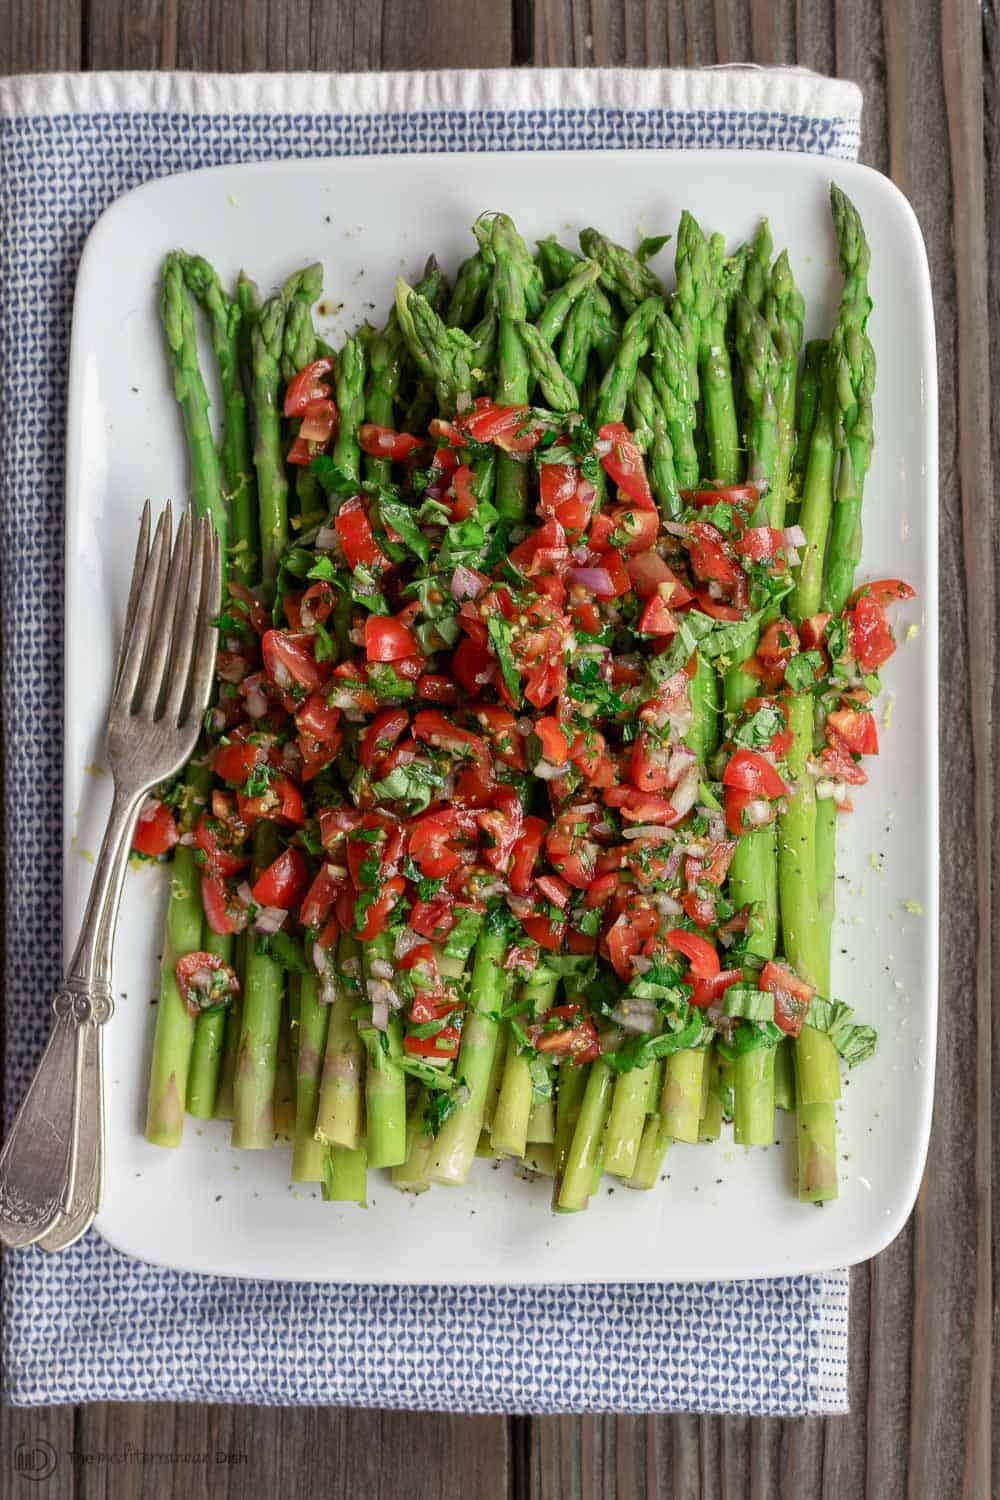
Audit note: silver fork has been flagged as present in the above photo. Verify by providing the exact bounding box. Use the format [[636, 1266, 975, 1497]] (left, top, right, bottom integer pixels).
[[0, 502, 220, 1250]]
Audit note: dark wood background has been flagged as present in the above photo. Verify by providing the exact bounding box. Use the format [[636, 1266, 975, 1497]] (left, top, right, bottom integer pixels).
[[0, 2, 994, 1496]]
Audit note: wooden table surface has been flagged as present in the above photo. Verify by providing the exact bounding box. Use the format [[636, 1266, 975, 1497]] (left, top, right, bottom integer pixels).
[[0, 2, 993, 1496]]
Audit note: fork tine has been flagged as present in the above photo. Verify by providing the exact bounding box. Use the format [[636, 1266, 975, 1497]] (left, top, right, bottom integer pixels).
[[113, 503, 172, 716], [163, 509, 207, 726], [186, 521, 221, 727], [138, 506, 191, 720], [113, 500, 151, 693]]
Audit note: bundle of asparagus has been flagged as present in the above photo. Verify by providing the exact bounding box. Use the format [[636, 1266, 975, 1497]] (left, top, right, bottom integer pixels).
[[137, 189, 910, 1214]]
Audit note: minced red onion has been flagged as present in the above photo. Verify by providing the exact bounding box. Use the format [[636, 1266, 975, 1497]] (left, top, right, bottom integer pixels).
[[622, 823, 672, 840], [651, 890, 683, 917], [450, 564, 487, 601], [370, 996, 390, 1032], [369, 957, 395, 981], [367, 978, 402, 1012], [244, 683, 269, 719], [207, 707, 228, 733], [320, 972, 338, 1006], [630, 955, 653, 975], [533, 759, 569, 781], [706, 813, 726, 844], [670, 767, 701, 820], [271, 659, 293, 692], [566, 565, 613, 593], [744, 798, 772, 827], [282, 741, 304, 777], [663, 521, 690, 538], [611, 998, 659, 1034], [216, 654, 248, 684], [312, 942, 328, 974], [571, 544, 592, 564], [394, 927, 425, 959], [784, 524, 807, 548], [516, 717, 534, 736], [341, 956, 361, 977], [178, 831, 196, 847], [315, 525, 338, 552], [254, 906, 287, 934], [785, 546, 801, 567], [236, 882, 254, 906], [594, 438, 612, 458]]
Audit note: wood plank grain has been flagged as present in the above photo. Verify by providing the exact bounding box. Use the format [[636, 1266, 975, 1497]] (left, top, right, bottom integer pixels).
[[918, 8, 993, 1498], [0, 0, 82, 72], [0, 1404, 76, 1500]]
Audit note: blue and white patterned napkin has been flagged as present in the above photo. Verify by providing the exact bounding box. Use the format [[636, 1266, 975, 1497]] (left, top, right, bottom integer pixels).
[[0, 66, 859, 1414]]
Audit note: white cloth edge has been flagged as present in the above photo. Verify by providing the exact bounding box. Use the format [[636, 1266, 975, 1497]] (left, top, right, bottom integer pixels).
[[813, 1267, 851, 1414], [0, 67, 862, 123]]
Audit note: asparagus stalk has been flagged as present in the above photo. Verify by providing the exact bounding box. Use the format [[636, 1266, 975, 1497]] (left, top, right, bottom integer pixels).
[[628, 369, 681, 520], [425, 921, 510, 1185], [579, 227, 663, 314], [322, 1145, 368, 1206], [594, 297, 662, 428], [647, 310, 699, 491], [231, 824, 285, 1150], [314, 933, 365, 1149], [763, 250, 805, 528], [159, 252, 228, 551], [144, 768, 212, 1147], [185, 926, 232, 1120], [446, 250, 490, 330], [535, 257, 602, 345], [361, 930, 407, 1169], [291, 971, 332, 1181], [213, 933, 245, 1121], [332, 333, 367, 490], [558, 1059, 614, 1212], [491, 965, 561, 1159], [181, 255, 256, 582]]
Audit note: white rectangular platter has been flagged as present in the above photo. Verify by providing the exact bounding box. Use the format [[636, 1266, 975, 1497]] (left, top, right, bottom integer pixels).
[[65, 149, 937, 1282]]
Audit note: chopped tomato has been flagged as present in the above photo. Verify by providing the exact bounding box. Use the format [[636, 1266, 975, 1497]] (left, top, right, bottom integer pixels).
[[510, 816, 547, 894], [358, 708, 411, 772], [605, 900, 658, 979], [692, 589, 743, 622], [193, 814, 249, 878], [688, 522, 740, 586], [473, 706, 526, 769], [175, 951, 240, 1017], [597, 422, 655, 510], [756, 619, 799, 668], [521, 913, 567, 951], [734, 526, 785, 563], [680, 890, 717, 928], [638, 593, 677, 636], [689, 968, 743, 1009], [237, 772, 305, 828], [213, 739, 264, 785], [355, 875, 406, 941], [295, 692, 340, 745], [723, 749, 789, 800], [409, 812, 463, 879], [358, 423, 423, 461], [529, 1004, 601, 1064], [477, 791, 523, 874], [131, 799, 178, 857], [509, 518, 569, 577], [227, 580, 270, 635], [200, 874, 248, 936], [848, 593, 897, 671], [536, 873, 572, 909], [609, 504, 659, 554], [451, 465, 479, 519], [300, 863, 345, 931], [299, 582, 335, 628], [724, 785, 775, 836], [262, 630, 325, 693], [546, 810, 599, 889], [417, 673, 459, 705], [827, 706, 879, 756], [412, 709, 484, 756], [460, 399, 541, 451], [665, 929, 720, 978], [798, 613, 831, 650], [335, 496, 390, 573], [284, 358, 335, 418], [346, 813, 405, 888], [847, 579, 915, 608], [583, 872, 619, 908], [453, 637, 495, 695], [365, 613, 419, 663], [404, 1026, 461, 1060], [252, 847, 309, 909], [818, 744, 869, 786], [759, 960, 815, 1037], [535, 715, 570, 766], [538, 462, 579, 516]]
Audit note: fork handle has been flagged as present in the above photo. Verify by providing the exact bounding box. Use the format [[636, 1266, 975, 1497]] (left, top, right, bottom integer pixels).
[[0, 982, 112, 1248], [0, 784, 139, 1250]]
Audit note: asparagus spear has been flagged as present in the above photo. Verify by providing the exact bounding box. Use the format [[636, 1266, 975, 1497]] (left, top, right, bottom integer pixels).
[[482, 213, 534, 522], [332, 334, 367, 491], [182, 255, 257, 583], [144, 768, 212, 1147], [159, 252, 228, 552], [231, 824, 286, 1149], [213, 933, 245, 1121], [579, 227, 663, 314], [251, 292, 291, 598], [627, 369, 681, 520], [491, 964, 561, 1158], [291, 971, 332, 1182], [594, 297, 662, 428], [647, 310, 699, 491], [733, 291, 779, 486], [314, 934, 365, 1149], [394, 278, 474, 415], [361, 931, 407, 1169], [426, 920, 510, 1185], [558, 1060, 613, 1212], [763, 250, 805, 528], [516, 321, 581, 411], [185, 927, 232, 1120], [534, 257, 602, 345], [446, 250, 490, 330]]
